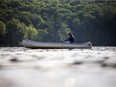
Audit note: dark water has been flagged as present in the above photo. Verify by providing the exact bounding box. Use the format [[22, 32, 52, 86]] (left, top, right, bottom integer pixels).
[[0, 47, 116, 87]]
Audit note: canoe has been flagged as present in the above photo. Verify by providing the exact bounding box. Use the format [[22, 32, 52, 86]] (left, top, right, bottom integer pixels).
[[22, 39, 92, 49]]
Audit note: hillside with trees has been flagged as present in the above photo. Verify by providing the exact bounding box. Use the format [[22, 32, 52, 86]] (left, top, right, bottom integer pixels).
[[0, 0, 116, 46]]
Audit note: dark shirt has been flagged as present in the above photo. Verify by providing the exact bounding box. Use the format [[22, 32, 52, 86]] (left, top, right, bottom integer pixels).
[[65, 35, 74, 43]]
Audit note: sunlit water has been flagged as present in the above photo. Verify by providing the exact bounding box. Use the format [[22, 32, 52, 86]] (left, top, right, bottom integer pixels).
[[0, 47, 116, 87]]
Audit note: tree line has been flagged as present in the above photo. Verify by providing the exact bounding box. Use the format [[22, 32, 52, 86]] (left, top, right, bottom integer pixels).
[[0, 0, 116, 46]]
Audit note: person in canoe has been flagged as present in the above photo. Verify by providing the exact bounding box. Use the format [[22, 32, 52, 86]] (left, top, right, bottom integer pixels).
[[65, 32, 75, 43]]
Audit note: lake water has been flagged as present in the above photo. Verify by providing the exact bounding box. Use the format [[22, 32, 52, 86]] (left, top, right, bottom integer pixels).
[[0, 47, 116, 87]]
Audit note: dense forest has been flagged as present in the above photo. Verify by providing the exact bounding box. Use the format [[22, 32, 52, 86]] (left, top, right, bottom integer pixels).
[[0, 0, 116, 46]]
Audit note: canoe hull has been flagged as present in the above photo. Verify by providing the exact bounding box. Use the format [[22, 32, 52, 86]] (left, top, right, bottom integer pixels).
[[22, 40, 92, 49]]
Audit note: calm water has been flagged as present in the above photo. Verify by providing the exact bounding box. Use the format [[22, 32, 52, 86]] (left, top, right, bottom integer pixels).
[[0, 47, 116, 87]]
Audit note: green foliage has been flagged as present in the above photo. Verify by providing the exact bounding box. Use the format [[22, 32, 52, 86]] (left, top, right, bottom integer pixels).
[[24, 24, 38, 40], [34, 29, 48, 41], [0, 0, 116, 46], [5, 18, 26, 46], [0, 21, 6, 36]]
